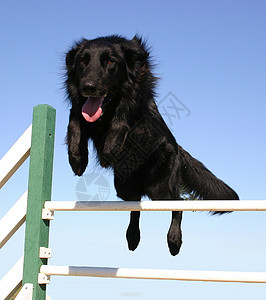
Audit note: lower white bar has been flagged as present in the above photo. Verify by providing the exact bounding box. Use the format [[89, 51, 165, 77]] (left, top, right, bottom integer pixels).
[[0, 256, 23, 300], [40, 265, 266, 284], [44, 200, 266, 212], [15, 283, 33, 300]]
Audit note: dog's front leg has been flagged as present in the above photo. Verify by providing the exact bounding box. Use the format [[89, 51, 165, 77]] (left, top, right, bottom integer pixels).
[[101, 121, 130, 167], [67, 113, 88, 176]]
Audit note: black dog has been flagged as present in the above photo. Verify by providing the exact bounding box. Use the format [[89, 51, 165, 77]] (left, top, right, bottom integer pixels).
[[65, 35, 239, 256]]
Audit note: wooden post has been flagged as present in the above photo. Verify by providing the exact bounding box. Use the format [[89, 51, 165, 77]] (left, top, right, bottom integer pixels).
[[22, 105, 56, 300]]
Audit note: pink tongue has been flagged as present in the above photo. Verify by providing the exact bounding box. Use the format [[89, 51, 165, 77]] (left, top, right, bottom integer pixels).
[[81, 96, 104, 122]]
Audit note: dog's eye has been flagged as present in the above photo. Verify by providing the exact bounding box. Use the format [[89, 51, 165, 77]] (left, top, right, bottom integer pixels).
[[106, 58, 114, 65]]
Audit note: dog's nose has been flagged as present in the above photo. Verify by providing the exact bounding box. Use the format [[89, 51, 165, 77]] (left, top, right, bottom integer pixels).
[[81, 81, 97, 96]]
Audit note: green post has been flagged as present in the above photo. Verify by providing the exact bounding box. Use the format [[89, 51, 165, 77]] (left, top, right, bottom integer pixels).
[[22, 105, 56, 300]]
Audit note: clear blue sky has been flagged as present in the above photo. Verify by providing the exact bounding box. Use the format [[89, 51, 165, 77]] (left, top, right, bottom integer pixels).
[[1, 0, 266, 299]]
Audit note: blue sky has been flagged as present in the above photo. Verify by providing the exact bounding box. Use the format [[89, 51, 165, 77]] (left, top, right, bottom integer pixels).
[[1, 0, 266, 299]]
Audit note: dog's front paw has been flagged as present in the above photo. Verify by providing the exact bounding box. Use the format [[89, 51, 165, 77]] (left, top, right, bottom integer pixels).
[[69, 154, 88, 176], [126, 225, 140, 251]]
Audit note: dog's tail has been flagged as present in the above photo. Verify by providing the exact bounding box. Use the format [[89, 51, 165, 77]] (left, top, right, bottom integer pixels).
[[179, 145, 239, 214]]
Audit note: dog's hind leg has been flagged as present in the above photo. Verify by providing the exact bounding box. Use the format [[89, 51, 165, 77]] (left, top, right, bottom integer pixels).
[[114, 176, 142, 251], [126, 211, 141, 251], [147, 173, 183, 256], [167, 211, 183, 256]]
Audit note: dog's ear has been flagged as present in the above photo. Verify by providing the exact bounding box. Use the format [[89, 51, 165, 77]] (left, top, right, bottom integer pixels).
[[122, 36, 149, 68], [66, 47, 78, 72], [66, 39, 87, 72]]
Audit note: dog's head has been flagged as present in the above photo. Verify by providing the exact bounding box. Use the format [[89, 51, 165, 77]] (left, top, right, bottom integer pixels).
[[65, 35, 150, 122]]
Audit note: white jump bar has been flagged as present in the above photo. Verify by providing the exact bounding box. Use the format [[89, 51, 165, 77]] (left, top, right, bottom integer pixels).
[[0, 125, 32, 189], [44, 200, 266, 212], [40, 265, 266, 284]]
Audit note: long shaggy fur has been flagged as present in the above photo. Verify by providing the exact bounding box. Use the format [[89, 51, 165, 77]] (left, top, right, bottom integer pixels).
[[64, 35, 239, 255]]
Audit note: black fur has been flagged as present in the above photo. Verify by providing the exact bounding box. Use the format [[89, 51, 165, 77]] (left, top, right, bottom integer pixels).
[[65, 35, 239, 256]]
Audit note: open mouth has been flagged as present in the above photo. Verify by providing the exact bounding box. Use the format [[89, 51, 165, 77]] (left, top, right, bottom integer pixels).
[[81, 93, 109, 122]]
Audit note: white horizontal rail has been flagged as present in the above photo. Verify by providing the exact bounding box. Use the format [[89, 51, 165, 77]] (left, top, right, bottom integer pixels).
[[0, 125, 32, 189], [0, 256, 23, 300], [0, 191, 28, 249], [44, 200, 266, 212], [40, 265, 266, 284]]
